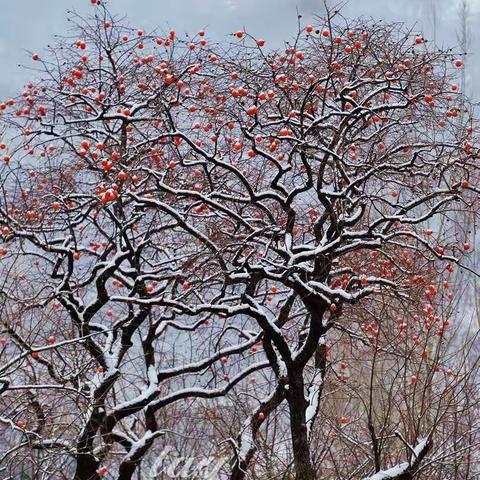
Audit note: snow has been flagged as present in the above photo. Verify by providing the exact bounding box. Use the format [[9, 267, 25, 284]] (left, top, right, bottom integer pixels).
[[305, 385, 320, 438], [365, 463, 410, 479], [363, 438, 428, 479], [305, 370, 323, 438], [284, 232, 292, 251], [122, 430, 162, 462], [157, 338, 262, 378], [112, 365, 158, 413], [149, 361, 269, 410], [244, 295, 289, 339], [411, 438, 428, 458], [238, 419, 254, 462], [277, 358, 287, 377], [229, 272, 250, 280]]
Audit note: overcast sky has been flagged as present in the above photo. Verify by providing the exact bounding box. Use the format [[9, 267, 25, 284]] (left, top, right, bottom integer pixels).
[[0, 0, 478, 98]]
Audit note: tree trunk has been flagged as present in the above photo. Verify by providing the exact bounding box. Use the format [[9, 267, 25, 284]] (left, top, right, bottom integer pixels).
[[74, 454, 100, 480], [288, 370, 316, 480]]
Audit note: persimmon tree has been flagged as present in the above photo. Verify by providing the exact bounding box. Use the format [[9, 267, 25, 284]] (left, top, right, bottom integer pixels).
[[0, 2, 479, 479]]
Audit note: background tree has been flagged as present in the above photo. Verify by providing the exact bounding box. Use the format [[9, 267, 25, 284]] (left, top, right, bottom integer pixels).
[[0, 2, 479, 479]]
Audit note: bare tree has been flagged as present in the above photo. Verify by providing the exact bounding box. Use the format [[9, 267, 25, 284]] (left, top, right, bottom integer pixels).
[[0, 2, 479, 479]]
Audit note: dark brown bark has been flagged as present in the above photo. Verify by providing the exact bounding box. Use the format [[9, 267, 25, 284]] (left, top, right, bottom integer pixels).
[[287, 369, 316, 480], [74, 455, 101, 480]]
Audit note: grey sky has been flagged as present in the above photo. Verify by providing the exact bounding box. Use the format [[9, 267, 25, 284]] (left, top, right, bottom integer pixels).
[[0, 0, 478, 98]]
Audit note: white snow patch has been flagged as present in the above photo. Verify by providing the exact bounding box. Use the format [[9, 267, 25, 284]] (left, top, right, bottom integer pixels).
[[238, 420, 254, 462], [363, 438, 428, 480]]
